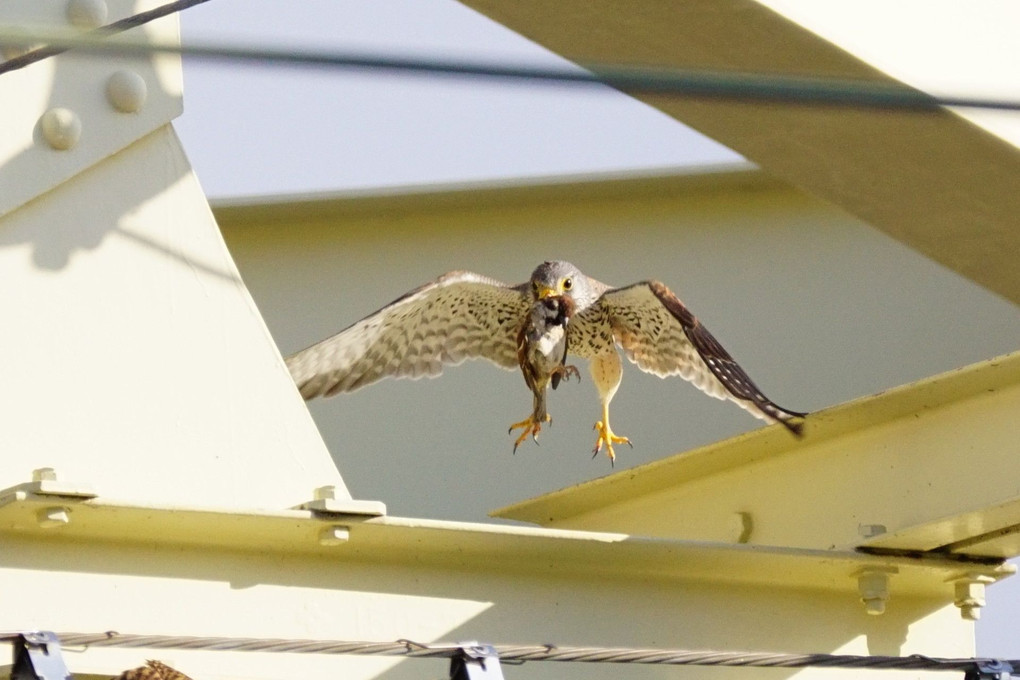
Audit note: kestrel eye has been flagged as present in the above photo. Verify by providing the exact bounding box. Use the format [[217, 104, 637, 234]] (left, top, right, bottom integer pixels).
[[563, 278, 572, 290]]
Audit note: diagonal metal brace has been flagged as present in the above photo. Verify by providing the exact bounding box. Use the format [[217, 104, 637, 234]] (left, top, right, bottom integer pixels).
[[11, 632, 73, 680], [449, 642, 504, 680], [966, 659, 1014, 680]]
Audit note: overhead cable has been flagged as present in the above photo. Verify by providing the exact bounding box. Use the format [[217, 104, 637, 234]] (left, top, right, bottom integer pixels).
[[0, 0, 211, 75], [1, 20, 1019, 113], [45, 631, 1019, 675]]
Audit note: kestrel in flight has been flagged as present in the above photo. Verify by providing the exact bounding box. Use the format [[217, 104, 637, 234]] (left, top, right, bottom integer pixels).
[[286, 261, 805, 462]]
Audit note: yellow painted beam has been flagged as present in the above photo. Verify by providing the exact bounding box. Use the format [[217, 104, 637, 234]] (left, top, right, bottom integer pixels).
[[459, 0, 1020, 304], [210, 165, 774, 226], [0, 479, 1003, 676], [495, 351, 1020, 559], [0, 484, 1007, 597], [0, 527, 982, 680]]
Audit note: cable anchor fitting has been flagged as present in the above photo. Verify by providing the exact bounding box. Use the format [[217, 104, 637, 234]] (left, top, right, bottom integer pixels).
[[11, 632, 72, 680], [449, 642, 504, 680], [965, 659, 1014, 680]]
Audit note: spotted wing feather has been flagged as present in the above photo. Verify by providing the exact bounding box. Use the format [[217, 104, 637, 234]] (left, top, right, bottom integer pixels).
[[286, 271, 530, 399], [598, 281, 804, 434]]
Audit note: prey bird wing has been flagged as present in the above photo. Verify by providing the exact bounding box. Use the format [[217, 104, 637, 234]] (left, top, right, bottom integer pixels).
[[286, 271, 530, 399], [598, 281, 804, 434]]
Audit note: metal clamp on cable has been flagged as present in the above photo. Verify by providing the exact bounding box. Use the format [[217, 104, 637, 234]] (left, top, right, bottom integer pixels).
[[11, 632, 73, 680], [449, 642, 504, 680], [966, 659, 1014, 680]]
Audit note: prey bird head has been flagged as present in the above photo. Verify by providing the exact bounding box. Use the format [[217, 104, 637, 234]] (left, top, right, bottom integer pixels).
[[528, 261, 597, 309]]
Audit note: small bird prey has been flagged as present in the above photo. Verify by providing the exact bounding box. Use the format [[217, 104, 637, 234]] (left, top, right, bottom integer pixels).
[[509, 293, 581, 451], [286, 261, 805, 462]]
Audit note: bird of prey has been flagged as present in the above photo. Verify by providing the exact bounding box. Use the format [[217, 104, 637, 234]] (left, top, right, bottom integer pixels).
[[509, 293, 581, 451], [286, 261, 805, 462]]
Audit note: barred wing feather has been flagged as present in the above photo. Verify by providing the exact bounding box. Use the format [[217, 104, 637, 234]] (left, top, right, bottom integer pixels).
[[599, 281, 804, 434], [285, 271, 530, 399]]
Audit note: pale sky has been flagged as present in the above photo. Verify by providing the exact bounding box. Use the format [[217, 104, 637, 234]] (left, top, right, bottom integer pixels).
[[174, 0, 741, 198], [172, 0, 1018, 659]]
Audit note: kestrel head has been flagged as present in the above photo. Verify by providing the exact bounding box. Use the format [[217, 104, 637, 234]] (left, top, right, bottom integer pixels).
[[528, 261, 597, 309]]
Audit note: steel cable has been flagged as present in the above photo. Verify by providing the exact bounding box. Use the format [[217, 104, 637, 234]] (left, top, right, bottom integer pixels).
[[35, 632, 1015, 674], [2, 2, 1020, 112]]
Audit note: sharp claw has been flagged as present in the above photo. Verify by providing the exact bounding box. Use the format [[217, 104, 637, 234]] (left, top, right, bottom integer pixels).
[[591, 419, 629, 464], [509, 414, 550, 452]]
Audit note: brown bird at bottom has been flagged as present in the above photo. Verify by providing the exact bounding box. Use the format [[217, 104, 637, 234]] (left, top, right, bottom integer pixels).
[[115, 660, 194, 680]]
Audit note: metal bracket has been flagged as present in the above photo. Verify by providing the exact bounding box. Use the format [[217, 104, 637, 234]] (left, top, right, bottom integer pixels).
[[449, 642, 504, 680], [295, 485, 386, 517], [11, 632, 73, 680], [966, 659, 1014, 680]]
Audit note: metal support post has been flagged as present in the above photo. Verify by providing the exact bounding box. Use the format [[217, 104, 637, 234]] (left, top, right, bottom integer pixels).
[[11, 632, 73, 680]]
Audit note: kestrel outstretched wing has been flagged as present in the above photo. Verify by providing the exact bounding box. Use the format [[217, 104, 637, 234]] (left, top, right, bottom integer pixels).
[[598, 281, 804, 434], [286, 271, 530, 399]]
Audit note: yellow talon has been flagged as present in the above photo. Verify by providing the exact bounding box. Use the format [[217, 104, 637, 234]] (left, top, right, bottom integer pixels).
[[592, 415, 632, 465], [509, 414, 551, 452]]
